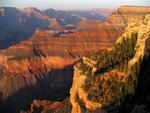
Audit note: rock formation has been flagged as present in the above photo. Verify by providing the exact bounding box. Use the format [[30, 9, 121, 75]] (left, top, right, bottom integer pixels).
[[70, 12, 150, 113]]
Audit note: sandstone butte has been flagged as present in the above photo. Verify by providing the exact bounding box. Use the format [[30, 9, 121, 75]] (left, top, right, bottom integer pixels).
[[0, 6, 150, 113]]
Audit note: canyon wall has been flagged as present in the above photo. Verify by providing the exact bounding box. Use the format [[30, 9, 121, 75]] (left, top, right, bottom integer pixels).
[[0, 28, 112, 113], [70, 13, 150, 113]]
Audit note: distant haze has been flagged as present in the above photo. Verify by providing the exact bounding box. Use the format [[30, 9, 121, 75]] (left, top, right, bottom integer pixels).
[[0, 0, 150, 10]]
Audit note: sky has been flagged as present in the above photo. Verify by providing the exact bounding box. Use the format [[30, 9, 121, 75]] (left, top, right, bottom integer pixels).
[[0, 0, 150, 10]]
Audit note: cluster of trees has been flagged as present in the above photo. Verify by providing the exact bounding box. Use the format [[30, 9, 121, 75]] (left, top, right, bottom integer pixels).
[[85, 74, 125, 106], [77, 29, 150, 112], [94, 32, 137, 74], [77, 61, 92, 76], [81, 32, 139, 105]]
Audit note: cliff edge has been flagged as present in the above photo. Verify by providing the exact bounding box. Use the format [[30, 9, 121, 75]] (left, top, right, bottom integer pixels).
[[70, 13, 150, 113]]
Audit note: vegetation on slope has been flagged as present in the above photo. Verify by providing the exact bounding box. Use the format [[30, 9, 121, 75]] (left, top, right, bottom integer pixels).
[[76, 32, 140, 107], [77, 32, 137, 75]]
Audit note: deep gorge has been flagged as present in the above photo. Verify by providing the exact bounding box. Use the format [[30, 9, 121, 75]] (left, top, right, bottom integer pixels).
[[0, 64, 73, 113]]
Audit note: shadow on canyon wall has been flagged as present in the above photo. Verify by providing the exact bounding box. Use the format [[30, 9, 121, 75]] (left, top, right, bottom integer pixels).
[[0, 64, 74, 113]]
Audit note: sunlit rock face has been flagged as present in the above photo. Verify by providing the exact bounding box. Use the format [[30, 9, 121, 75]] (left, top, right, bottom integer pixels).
[[106, 6, 150, 25], [98, 6, 150, 42], [70, 12, 150, 113]]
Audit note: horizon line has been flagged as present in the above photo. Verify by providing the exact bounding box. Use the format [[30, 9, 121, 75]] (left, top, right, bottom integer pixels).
[[0, 5, 150, 11]]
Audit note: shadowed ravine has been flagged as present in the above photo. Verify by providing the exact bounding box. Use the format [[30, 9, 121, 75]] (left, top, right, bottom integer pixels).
[[0, 64, 73, 113]]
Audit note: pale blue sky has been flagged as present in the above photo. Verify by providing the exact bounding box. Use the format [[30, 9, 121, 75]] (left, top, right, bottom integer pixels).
[[0, 0, 150, 10]]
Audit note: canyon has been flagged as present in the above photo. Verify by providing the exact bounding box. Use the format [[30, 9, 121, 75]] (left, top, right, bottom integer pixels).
[[0, 7, 107, 49], [0, 5, 150, 113]]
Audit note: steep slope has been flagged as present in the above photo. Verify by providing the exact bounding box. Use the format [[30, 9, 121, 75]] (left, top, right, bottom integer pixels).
[[0, 7, 61, 48], [97, 6, 150, 42], [106, 6, 150, 26], [70, 13, 150, 113]]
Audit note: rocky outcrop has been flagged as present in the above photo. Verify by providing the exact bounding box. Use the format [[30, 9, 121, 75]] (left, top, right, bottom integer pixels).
[[21, 100, 61, 113], [21, 98, 72, 113], [70, 13, 150, 113], [106, 6, 150, 26], [97, 6, 150, 42]]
